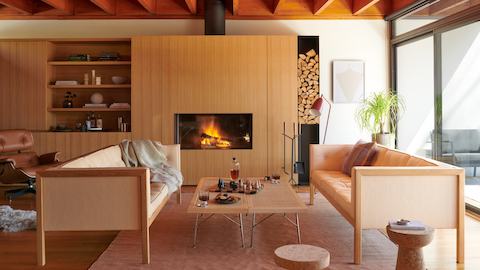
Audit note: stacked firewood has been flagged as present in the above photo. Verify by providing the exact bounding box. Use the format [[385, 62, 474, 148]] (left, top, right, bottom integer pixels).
[[297, 49, 320, 124]]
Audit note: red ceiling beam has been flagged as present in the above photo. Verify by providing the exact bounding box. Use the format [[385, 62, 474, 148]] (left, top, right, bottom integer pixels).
[[41, 0, 74, 14], [184, 0, 197, 14], [272, 0, 281, 14], [90, 0, 116, 15], [136, 0, 156, 14], [0, 0, 33, 14], [312, 0, 335, 15], [353, 0, 381, 15]]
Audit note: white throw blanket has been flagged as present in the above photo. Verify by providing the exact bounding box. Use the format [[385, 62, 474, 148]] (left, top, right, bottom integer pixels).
[[0, 205, 36, 232], [119, 140, 183, 194]]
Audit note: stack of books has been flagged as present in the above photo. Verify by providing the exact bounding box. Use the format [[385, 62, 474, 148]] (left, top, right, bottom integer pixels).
[[389, 220, 426, 230], [83, 104, 107, 108]]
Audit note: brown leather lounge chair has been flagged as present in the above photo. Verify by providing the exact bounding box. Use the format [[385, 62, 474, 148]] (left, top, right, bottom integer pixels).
[[0, 130, 60, 202]]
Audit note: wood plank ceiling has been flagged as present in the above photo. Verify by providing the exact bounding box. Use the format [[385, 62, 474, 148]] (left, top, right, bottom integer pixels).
[[0, 0, 417, 19]]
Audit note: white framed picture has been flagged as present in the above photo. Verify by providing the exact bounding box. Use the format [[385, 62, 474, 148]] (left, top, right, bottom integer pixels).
[[333, 60, 365, 103]]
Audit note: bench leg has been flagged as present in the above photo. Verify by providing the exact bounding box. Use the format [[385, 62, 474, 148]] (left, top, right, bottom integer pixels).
[[309, 184, 315, 205], [142, 226, 150, 264], [177, 186, 182, 205], [354, 226, 362, 265]]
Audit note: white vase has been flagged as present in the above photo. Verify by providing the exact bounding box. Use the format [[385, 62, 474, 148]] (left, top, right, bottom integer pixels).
[[373, 133, 395, 148]]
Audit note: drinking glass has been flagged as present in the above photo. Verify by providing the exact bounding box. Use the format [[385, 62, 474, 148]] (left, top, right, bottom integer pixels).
[[198, 191, 209, 207]]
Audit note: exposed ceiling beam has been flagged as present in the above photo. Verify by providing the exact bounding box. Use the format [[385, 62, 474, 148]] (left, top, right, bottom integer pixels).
[[41, 0, 73, 14], [312, 0, 335, 15], [136, 0, 156, 14], [232, 0, 239, 15], [0, 0, 33, 14], [272, 0, 281, 14], [429, 0, 469, 16], [184, 0, 197, 14], [90, 0, 116, 15], [353, 0, 381, 15]]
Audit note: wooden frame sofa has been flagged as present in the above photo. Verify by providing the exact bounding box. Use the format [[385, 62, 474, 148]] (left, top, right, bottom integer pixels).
[[309, 144, 465, 265], [36, 144, 181, 266]]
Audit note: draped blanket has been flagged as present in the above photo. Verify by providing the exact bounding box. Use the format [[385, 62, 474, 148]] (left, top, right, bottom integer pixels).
[[119, 140, 183, 194]]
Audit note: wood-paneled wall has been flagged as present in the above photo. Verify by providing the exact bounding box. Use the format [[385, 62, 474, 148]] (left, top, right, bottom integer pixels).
[[32, 132, 132, 161], [0, 41, 48, 130], [132, 36, 297, 185]]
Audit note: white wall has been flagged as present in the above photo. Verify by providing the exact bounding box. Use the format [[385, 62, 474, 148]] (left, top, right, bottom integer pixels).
[[0, 19, 388, 144]]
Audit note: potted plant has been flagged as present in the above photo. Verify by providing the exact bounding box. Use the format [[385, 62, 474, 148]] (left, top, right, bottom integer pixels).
[[357, 91, 404, 148]]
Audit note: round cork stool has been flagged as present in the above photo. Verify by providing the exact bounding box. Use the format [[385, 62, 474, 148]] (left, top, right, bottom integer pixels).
[[386, 225, 434, 270], [274, 244, 330, 270]]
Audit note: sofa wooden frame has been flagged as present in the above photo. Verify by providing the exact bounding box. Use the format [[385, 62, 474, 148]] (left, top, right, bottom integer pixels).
[[309, 144, 465, 265], [36, 165, 181, 266]]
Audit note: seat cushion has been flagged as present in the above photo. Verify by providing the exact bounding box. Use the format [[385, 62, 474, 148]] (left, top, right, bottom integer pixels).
[[148, 182, 169, 217], [62, 145, 126, 168], [342, 140, 376, 176], [311, 170, 353, 219]]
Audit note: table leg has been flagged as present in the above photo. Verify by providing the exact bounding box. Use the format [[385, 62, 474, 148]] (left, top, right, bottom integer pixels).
[[193, 214, 199, 248], [296, 213, 301, 244], [239, 214, 245, 248], [250, 213, 256, 248]]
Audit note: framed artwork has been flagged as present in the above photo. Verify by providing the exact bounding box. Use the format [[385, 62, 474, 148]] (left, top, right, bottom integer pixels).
[[332, 60, 365, 103]]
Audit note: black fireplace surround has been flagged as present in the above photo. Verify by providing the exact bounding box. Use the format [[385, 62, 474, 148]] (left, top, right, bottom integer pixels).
[[175, 114, 253, 150]]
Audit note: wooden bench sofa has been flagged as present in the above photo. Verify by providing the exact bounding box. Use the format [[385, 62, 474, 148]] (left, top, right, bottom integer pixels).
[[309, 144, 465, 265], [36, 144, 181, 266]]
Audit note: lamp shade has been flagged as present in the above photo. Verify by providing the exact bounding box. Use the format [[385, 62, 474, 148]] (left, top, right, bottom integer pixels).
[[309, 96, 324, 116]]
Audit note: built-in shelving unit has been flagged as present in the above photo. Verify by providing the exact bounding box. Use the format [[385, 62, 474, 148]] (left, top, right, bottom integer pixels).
[[47, 39, 132, 132]]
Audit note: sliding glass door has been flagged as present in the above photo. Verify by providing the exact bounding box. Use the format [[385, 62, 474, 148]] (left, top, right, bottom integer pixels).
[[440, 22, 480, 211]]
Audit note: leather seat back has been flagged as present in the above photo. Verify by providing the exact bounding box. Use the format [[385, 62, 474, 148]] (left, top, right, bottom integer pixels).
[[0, 130, 34, 153]]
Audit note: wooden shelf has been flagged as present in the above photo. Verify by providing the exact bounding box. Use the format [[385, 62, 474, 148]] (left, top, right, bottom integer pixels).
[[49, 84, 131, 89], [48, 108, 131, 112], [48, 61, 131, 66]]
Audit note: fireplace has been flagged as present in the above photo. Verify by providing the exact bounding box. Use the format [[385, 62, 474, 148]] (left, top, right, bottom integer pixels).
[[175, 114, 253, 150]]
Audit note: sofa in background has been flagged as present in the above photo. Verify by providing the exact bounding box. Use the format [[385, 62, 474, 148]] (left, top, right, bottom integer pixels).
[[36, 144, 181, 266], [309, 143, 465, 265]]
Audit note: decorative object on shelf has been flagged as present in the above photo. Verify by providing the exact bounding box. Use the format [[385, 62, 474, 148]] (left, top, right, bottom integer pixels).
[[297, 49, 320, 124], [357, 91, 404, 148], [99, 52, 120, 61], [91, 70, 96, 85], [62, 91, 76, 108], [120, 122, 129, 132], [90, 92, 104, 104], [95, 76, 102, 85], [310, 94, 332, 144], [112, 76, 128, 85], [96, 114, 103, 129], [110, 103, 131, 109], [55, 80, 78, 86], [84, 73, 89, 85], [333, 60, 365, 103], [67, 54, 89, 61]]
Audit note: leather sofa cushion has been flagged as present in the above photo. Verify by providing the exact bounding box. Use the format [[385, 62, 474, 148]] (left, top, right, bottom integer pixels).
[[0, 130, 34, 153], [311, 170, 353, 219], [62, 145, 126, 168], [373, 147, 435, 166], [342, 140, 376, 176]]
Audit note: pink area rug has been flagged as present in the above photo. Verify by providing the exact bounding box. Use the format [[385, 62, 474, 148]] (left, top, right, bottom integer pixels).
[[90, 193, 397, 270]]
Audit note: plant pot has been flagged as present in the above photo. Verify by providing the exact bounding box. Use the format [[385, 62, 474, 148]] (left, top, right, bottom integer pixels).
[[373, 133, 395, 148]]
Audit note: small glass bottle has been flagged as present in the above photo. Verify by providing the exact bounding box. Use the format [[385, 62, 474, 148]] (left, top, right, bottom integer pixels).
[[96, 114, 103, 129], [86, 114, 92, 130], [90, 113, 96, 128], [230, 157, 240, 181]]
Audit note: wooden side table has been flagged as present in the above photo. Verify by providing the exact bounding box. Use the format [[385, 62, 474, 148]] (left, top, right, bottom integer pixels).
[[386, 225, 434, 270], [274, 244, 330, 270]]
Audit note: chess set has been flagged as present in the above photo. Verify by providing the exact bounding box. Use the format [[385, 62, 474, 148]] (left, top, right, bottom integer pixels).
[[209, 178, 265, 195]]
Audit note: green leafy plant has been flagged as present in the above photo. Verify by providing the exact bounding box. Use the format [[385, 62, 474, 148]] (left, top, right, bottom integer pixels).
[[357, 91, 404, 140]]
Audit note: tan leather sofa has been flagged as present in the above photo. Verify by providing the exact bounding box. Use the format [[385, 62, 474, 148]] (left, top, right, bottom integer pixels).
[[36, 144, 181, 266], [309, 144, 465, 265]]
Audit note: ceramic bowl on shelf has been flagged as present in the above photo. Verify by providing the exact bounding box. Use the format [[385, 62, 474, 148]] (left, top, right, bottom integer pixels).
[[111, 76, 128, 85]]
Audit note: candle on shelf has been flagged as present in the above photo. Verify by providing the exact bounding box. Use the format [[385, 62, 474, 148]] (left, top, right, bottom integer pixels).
[[95, 76, 102, 85], [84, 73, 89, 85], [91, 70, 95, 85]]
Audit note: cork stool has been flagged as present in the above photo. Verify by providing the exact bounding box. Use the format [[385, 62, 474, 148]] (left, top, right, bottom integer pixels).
[[274, 244, 330, 270], [386, 225, 434, 270]]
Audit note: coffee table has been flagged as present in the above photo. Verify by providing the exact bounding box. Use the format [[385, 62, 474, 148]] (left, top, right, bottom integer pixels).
[[187, 177, 307, 248]]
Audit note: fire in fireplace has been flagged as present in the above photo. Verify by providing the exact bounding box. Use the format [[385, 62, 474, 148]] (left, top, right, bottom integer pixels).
[[175, 114, 253, 150]]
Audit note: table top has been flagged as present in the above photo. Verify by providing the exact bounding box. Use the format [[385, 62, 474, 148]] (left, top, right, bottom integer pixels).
[[274, 244, 330, 262], [187, 177, 307, 215], [386, 225, 434, 236]]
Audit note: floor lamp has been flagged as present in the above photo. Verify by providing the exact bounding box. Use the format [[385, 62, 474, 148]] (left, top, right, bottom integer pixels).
[[309, 94, 332, 144]]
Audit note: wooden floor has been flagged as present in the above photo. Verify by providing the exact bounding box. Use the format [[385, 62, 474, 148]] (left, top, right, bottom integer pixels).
[[1, 186, 480, 269]]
